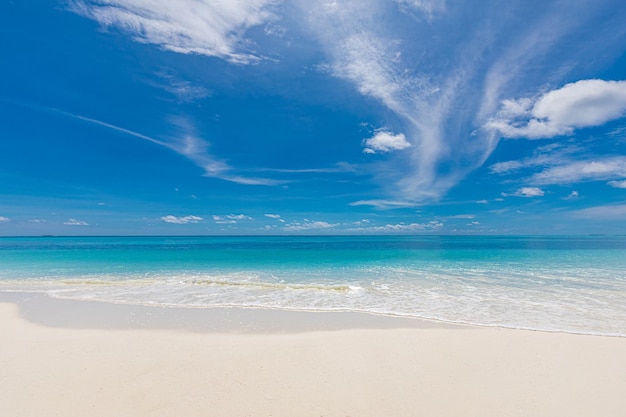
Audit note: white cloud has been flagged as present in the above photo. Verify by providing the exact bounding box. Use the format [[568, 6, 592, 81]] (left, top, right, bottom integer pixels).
[[212, 214, 252, 224], [444, 214, 475, 219], [486, 79, 626, 139], [69, 0, 277, 64], [564, 191, 579, 200], [349, 199, 416, 209], [608, 180, 626, 189], [529, 157, 626, 185], [161, 215, 203, 224], [0, 216, 10, 222], [212, 216, 236, 224], [363, 130, 411, 154], [28, 219, 47, 223], [283, 220, 338, 232], [226, 214, 252, 220], [503, 187, 545, 198], [467, 221, 480, 225], [351, 220, 443, 233], [64, 219, 89, 226], [264, 213, 285, 222], [476, 200, 489, 204], [489, 159, 526, 174]]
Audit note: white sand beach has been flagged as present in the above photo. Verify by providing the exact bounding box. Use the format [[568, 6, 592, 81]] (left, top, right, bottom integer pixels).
[[1, 294, 625, 417]]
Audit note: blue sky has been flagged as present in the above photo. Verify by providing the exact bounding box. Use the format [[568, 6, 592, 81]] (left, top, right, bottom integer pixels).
[[1, 0, 626, 235]]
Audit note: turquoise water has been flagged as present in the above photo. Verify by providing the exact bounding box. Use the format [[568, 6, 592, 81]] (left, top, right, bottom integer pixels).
[[1, 235, 626, 336]]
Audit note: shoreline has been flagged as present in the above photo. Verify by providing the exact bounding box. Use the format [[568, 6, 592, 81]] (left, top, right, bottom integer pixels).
[[2, 292, 626, 416], [1, 290, 624, 337], [0, 291, 454, 333]]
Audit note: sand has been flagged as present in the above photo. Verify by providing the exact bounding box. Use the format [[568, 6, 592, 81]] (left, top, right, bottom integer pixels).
[[1, 293, 625, 417]]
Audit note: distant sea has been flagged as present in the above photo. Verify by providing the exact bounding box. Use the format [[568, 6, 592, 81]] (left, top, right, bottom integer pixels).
[[1, 235, 625, 336]]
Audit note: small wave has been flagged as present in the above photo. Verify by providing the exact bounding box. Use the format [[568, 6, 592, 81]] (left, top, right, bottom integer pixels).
[[60, 279, 116, 286], [186, 278, 354, 292]]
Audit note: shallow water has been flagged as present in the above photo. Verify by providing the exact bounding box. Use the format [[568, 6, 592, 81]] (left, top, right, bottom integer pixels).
[[1, 235, 625, 335]]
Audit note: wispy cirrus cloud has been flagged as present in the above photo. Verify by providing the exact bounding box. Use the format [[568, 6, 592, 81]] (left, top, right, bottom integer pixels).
[[489, 144, 580, 175], [529, 157, 626, 185], [68, 0, 278, 64], [213, 214, 253, 224], [348, 199, 417, 209], [443, 214, 476, 219], [347, 220, 443, 233], [265, 213, 285, 222], [64, 218, 89, 226], [283, 219, 338, 232], [0, 216, 10, 222], [161, 215, 203, 224], [303, 2, 461, 201], [486, 80, 626, 139], [68, 0, 626, 205], [52, 108, 281, 186], [299, 0, 618, 203], [491, 141, 626, 188], [608, 180, 626, 189], [393, 0, 445, 17], [155, 70, 211, 103]]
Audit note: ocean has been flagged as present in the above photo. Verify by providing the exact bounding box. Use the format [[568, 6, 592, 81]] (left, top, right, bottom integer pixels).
[[1, 235, 625, 336]]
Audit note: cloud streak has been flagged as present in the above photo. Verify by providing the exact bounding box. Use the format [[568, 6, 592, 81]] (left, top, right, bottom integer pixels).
[[64, 218, 89, 226], [69, 0, 277, 64], [490, 141, 626, 188], [347, 220, 443, 233], [529, 157, 626, 185], [608, 180, 626, 189], [161, 215, 203, 224], [283, 219, 338, 232], [213, 214, 253, 224], [54, 109, 281, 186]]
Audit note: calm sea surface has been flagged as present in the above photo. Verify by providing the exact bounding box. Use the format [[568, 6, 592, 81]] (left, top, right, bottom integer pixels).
[[1, 235, 625, 336]]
